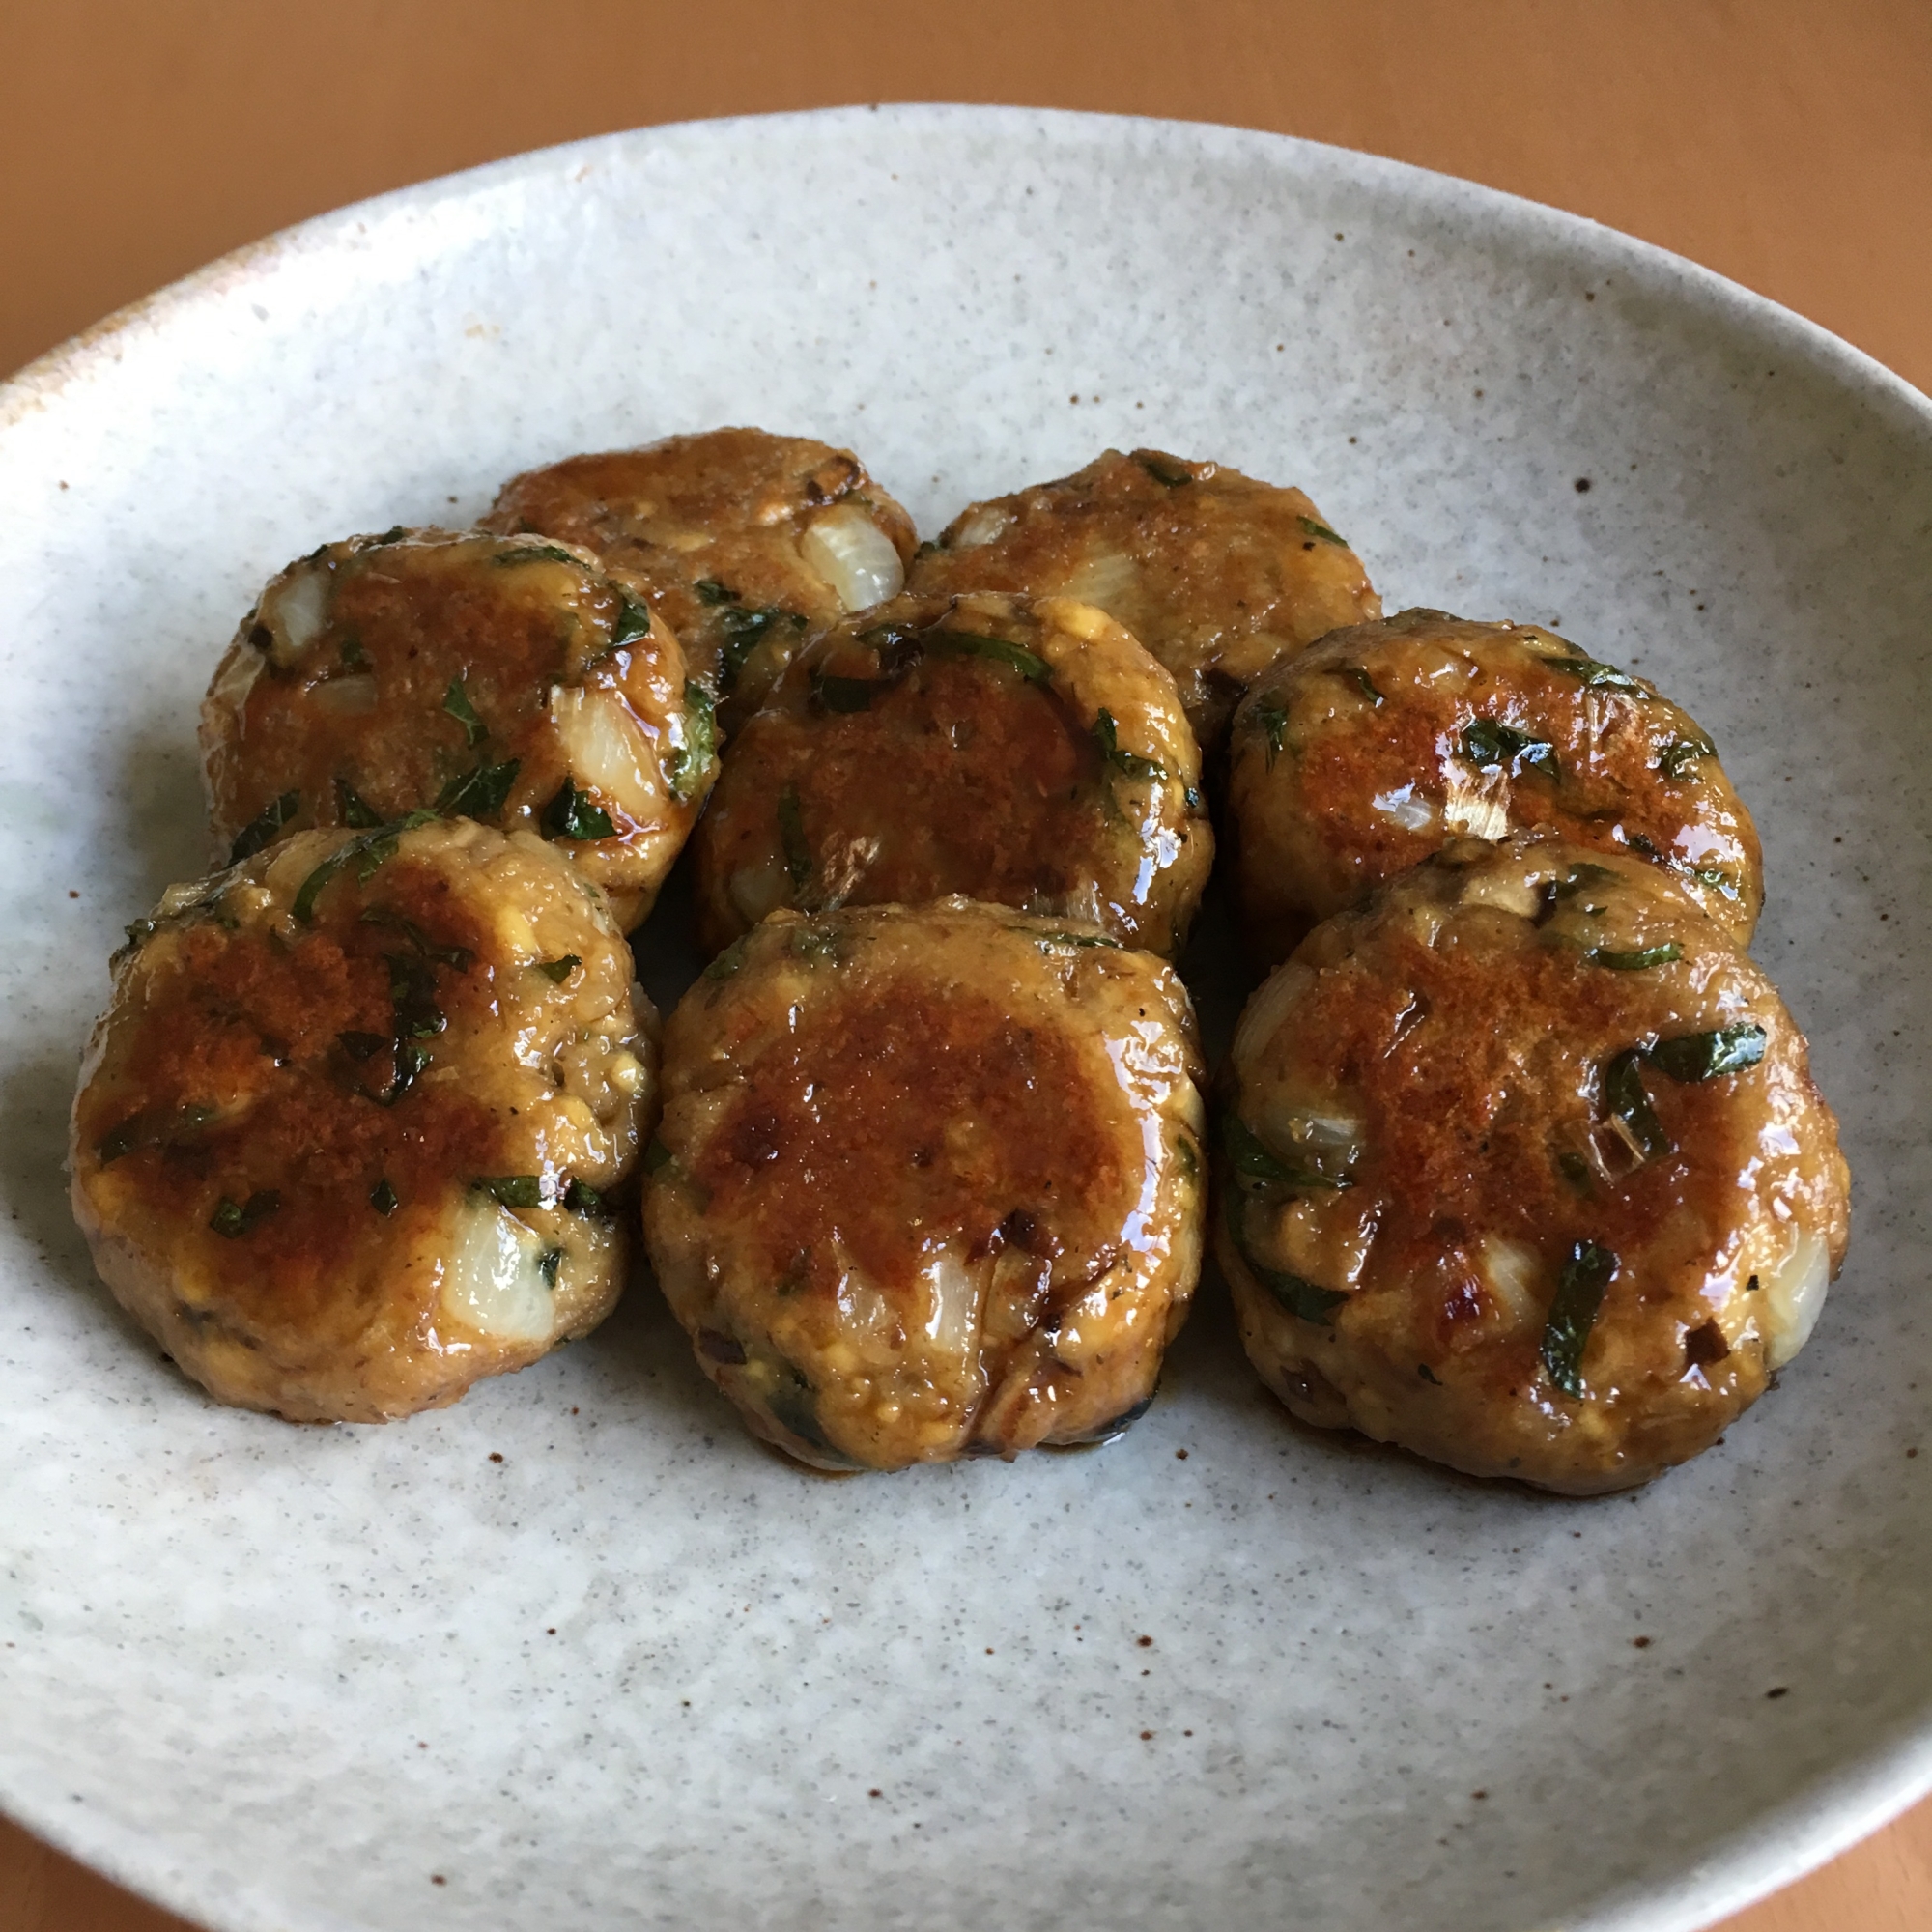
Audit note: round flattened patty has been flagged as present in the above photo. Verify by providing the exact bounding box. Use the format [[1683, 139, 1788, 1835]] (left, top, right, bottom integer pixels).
[[71, 819, 657, 1423], [643, 898, 1208, 1470], [904, 447, 1381, 752], [1226, 610, 1763, 963], [1215, 835, 1848, 1495], [484, 428, 918, 732], [692, 591, 1213, 958], [200, 527, 717, 932]]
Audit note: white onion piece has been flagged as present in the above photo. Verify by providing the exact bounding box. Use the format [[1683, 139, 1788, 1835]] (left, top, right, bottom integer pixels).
[[1372, 783, 1435, 832], [949, 505, 1010, 549], [1059, 548, 1140, 609], [1480, 1236, 1543, 1331], [439, 1194, 554, 1343], [1761, 1228, 1832, 1369], [265, 568, 330, 662], [1443, 779, 1509, 840], [312, 673, 378, 716], [1234, 961, 1315, 1065], [801, 505, 904, 611], [921, 1247, 984, 1356], [549, 686, 660, 818]]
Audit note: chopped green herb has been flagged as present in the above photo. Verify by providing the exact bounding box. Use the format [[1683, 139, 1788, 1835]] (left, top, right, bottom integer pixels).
[[1221, 1112, 1346, 1191], [1138, 453, 1195, 487], [1557, 1150, 1594, 1194], [537, 1247, 564, 1288], [374, 526, 408, 546], [810, 668, 883, 712], [334, 778, 384, 827], [1093, 708, 1167, 782], [370, 1177, 399, 1215], [540, 774, 616, 841], [1585, 942, 1682, 970], [1541, 1239, 1616, 1397], [535, 954, 581, 983], [475, 1175, 546, 1209], [1604, 1049, 1672, 1162], [1417, 1362, 1442, 1385], [1658, 736, 1716, 781], [1553, 861, 1617, 898], [610, 590, 654, 649], [228, 789, 299, 864], [120, 918, 157, 954], [337, 1030, 387, 1061], [713, 603, 801, 686], [704, 935, 751, 983], [564, 1177, 608, 1216], [694, 579, 737, 606], [1255, 697, 1289, 769], [912, 539, 941, 563], [1648, 1022, 1767, 1083], [442, 676, 487, 749], [666, 682, 716, 801], [491, 543, 577, 568], [209, 1190, 279, 1239], [1340, 664, 1383, 705], [385, 952, 448, 1040], [924, 628, 1054, 686], [338, 632, 366, 668], [1686, 865, 1742, 901], [386, 1040, 430, 1100], [1258, 1264, 1350, 1324], [1299, 515, 1350, 547], [291, 810, 436, 923], [1183, 784, 1202, 810], [642, 1138, 675, 1177], [1461, 717, 1559, 778], [361, 906, 473, 971], [778, 784, 812, 893], [1626, 831, 1659, 857], [1542, 651, 1643, 693], [1028, 928, 1124, 952], [435, 758, 520, 819], [1174, 1133, 1200, 1180], [96, 1102, 215, 1166]]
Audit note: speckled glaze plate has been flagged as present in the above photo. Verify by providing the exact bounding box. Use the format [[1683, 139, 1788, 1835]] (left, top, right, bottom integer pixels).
[[1, 106, 1928, 1932]]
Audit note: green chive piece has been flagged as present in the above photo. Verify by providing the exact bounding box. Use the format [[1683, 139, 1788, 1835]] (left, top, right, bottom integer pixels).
[[475, 1176, 546, 1209], [610, 590, 654, 649], [442, 677, 487, 749], [1255, 697, 1289, 769], [536, 954, 581, 984], [537, 1247, 564, 1288], [1298, 515, 1350, 546], [1138, 453, 1195, 487], [210, 1190, 279, 1239], [1341, 664, 1383, 705], [435, 758, 520, 819], [1541, 1239, 1616, 1397], [778, 785, 812, 892], [1541, 651, 1643, 693], [1220, 1112, 1346, 1191], [1461, 718, 1559, 778], [1604, 1049, 1672, 1162], [228, 789, 299, 864], [1585, 942, 1682, 970], [491, 543, 577, 568], [370, 1178, 399, 1215], [540, 774, 617, 841], [704, 936, 752, 984], [642, 1138, 676, 1177], [293, 812, 436, 924], [666, 681, 716, 801], [334, 778, 384, 828], [1648, 1022, 1767, 1083], [923, 628, 1054, 686], [1093, 707, 1167, 782], [1659, 736, 1717, 781], [563, 1177, 607, 1215], [360, 906, 473, 971], [810, 669, 883, 713]]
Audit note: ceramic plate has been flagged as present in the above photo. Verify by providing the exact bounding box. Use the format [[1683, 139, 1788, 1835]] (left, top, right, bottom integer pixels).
[[1, 107, 1927, 1932]]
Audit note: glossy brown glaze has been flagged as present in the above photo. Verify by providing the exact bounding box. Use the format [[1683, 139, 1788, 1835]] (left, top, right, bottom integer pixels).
[[484, 428, 918, 732], [644, 899, 1207, 1469], [1226, 610, 1764, 963], [692, 591, 1212, 956], [71, 820, 656, 1422], [905, 447, 1380, 752], [199, 528, 715, 930], [1215, 836, 1849, 1494]]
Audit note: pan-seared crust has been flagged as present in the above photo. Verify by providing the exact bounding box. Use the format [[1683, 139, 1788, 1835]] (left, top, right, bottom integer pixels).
[[1216, 835, 1848, 1495], [643, 899, 1207, 1469], [906, 448, 1380, 752], [71, 819, 657, 1422], [485, 429, 918, 733], [1227, 611, 1763, 964], [200, 527, 715, 932], [692, 591, 1213, 957]]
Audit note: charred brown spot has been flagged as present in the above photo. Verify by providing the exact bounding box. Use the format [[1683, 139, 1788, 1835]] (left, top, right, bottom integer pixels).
[[1684, 1321, 1731, 1368]]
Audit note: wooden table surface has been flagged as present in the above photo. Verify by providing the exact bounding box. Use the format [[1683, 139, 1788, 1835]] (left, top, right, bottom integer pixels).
[[3, 3, 1928, 1927]]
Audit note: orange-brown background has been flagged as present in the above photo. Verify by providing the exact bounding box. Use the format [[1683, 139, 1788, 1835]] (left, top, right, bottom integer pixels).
[[3, 2, 1929, 1928]]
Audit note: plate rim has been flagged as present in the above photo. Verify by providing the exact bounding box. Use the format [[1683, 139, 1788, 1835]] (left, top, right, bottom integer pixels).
[[3, 100, 1929, 1932]]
